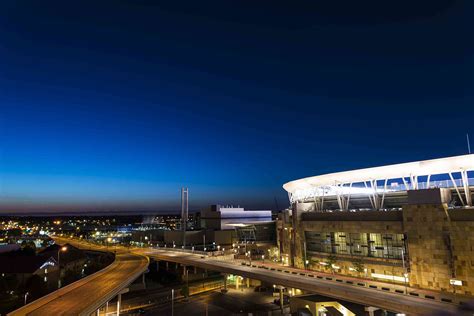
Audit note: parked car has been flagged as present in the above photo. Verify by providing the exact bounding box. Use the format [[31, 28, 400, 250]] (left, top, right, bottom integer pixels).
[[273, 295, 290, 305], [254, 285, 269, 292]]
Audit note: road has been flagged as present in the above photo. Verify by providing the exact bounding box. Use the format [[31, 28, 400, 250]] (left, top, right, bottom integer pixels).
[[8, 239, 148, 316], [44, 238, 463, 315], [134, 248, 459, 316], [144, 287, 281, 316]]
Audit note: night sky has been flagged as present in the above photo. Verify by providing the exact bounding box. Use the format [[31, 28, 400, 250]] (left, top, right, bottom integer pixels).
[[0, 1, 473, 213]]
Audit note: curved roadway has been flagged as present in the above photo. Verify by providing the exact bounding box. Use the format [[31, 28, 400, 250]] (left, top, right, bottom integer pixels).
[[137, 248, 458, 316], [9, 240, 148, 316], [15, 237, 460, 316]]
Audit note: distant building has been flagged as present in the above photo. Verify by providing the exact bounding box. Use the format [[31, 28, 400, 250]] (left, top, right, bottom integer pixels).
[[200, 205, 272, 230], [39, 243, 87, 278], [0, 254, 59, 289], [234, 221, 276, 243], [0, 244, 21, 254]]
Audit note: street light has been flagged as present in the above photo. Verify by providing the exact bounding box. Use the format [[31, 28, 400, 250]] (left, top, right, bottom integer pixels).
[[401, 248, 408, 294], [24, 292, 29, 305], [57, 246, 67, 288], [171, 288, 174, 316]]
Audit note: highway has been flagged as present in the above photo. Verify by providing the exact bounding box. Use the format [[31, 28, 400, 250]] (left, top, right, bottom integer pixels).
[[14, 237, 461, 316], [8, 239, 148, 316], [133, 247, 459, 316]]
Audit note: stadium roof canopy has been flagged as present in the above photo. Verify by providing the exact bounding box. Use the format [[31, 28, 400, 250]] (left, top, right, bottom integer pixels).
[[283, 154, 474, 207], [284, 154, 474, 192]]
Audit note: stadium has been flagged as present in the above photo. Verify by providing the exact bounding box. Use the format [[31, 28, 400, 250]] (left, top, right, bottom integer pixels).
[[277, 154, 474, 296]]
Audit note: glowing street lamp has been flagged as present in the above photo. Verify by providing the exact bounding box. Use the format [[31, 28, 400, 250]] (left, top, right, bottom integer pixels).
[[57, 246, 67, 288]]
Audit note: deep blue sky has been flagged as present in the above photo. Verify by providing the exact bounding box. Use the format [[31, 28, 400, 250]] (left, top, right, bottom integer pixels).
[[0, 1, 473, 212]]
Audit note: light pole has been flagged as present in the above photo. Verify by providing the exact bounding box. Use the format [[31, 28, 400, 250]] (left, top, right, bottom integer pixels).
[[24, 292, 29, 305], [57, 246, 67, 288], [303, 241, 307, 270], [171, 288, 174, 316], [401, 248, 408, 294]]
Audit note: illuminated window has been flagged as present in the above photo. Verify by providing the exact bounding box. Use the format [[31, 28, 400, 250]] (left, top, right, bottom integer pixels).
[[305, 231, 406, 260]]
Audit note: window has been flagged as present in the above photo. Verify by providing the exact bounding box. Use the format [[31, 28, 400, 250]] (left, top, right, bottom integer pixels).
[[349, 233, 369, 257], [334, 232, 348, 254], [305, 230, 406, 260]]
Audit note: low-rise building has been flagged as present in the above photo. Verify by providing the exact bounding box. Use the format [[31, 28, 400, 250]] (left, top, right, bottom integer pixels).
[[0, 254, 59, 289], [200, 205, 272, 230], [39, 243, 87, 279]]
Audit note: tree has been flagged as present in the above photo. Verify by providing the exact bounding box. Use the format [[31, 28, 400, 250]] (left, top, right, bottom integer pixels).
[[353, 258, 365, 277], [7, 229, 22, 238], [326, 254, 338, 274], [180, 285, 189, 298], [23, 275, 46, 300], [62, 269, 78, 286], [20, 241, 36, 256]]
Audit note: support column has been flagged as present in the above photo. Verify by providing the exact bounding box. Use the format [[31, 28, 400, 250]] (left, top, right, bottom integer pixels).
[[142, 273, 146, 288], [105, 301, 109, 316], [194, 266, 197, 274], [117, 293, 122, 316], [461, 169, 472, 206], [166, 262, 169, 270], [156, 261, 159, 271], [246, 278, 250, 288], [236, 276, 240, 290], [365, 307, 379, 316], [222, 274, 227, 292], [279, 287, 284, 313], [182, 265, 187, 278]]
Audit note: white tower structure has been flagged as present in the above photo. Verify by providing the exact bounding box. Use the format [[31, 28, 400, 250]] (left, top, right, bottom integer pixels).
[[181, 187, 189, 231]]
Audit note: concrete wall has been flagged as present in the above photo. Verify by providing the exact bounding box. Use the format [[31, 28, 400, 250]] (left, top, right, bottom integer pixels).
[[212, 230, 235, 246], [403, 203, 474, 295], [164, 230, 203, 246]]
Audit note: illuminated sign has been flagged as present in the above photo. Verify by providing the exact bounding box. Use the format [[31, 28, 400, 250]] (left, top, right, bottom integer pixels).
[[371, 273, 407, 283], [39, 261, 56, 270], [450, 279, 462, 286]]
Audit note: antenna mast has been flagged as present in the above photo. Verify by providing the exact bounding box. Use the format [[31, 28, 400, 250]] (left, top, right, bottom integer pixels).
[[468, 133, 471, 154]]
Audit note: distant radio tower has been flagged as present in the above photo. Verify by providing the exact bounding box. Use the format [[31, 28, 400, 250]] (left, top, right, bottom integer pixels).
[[181, 187, 189, 231], [467, 133, 471, 154]]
